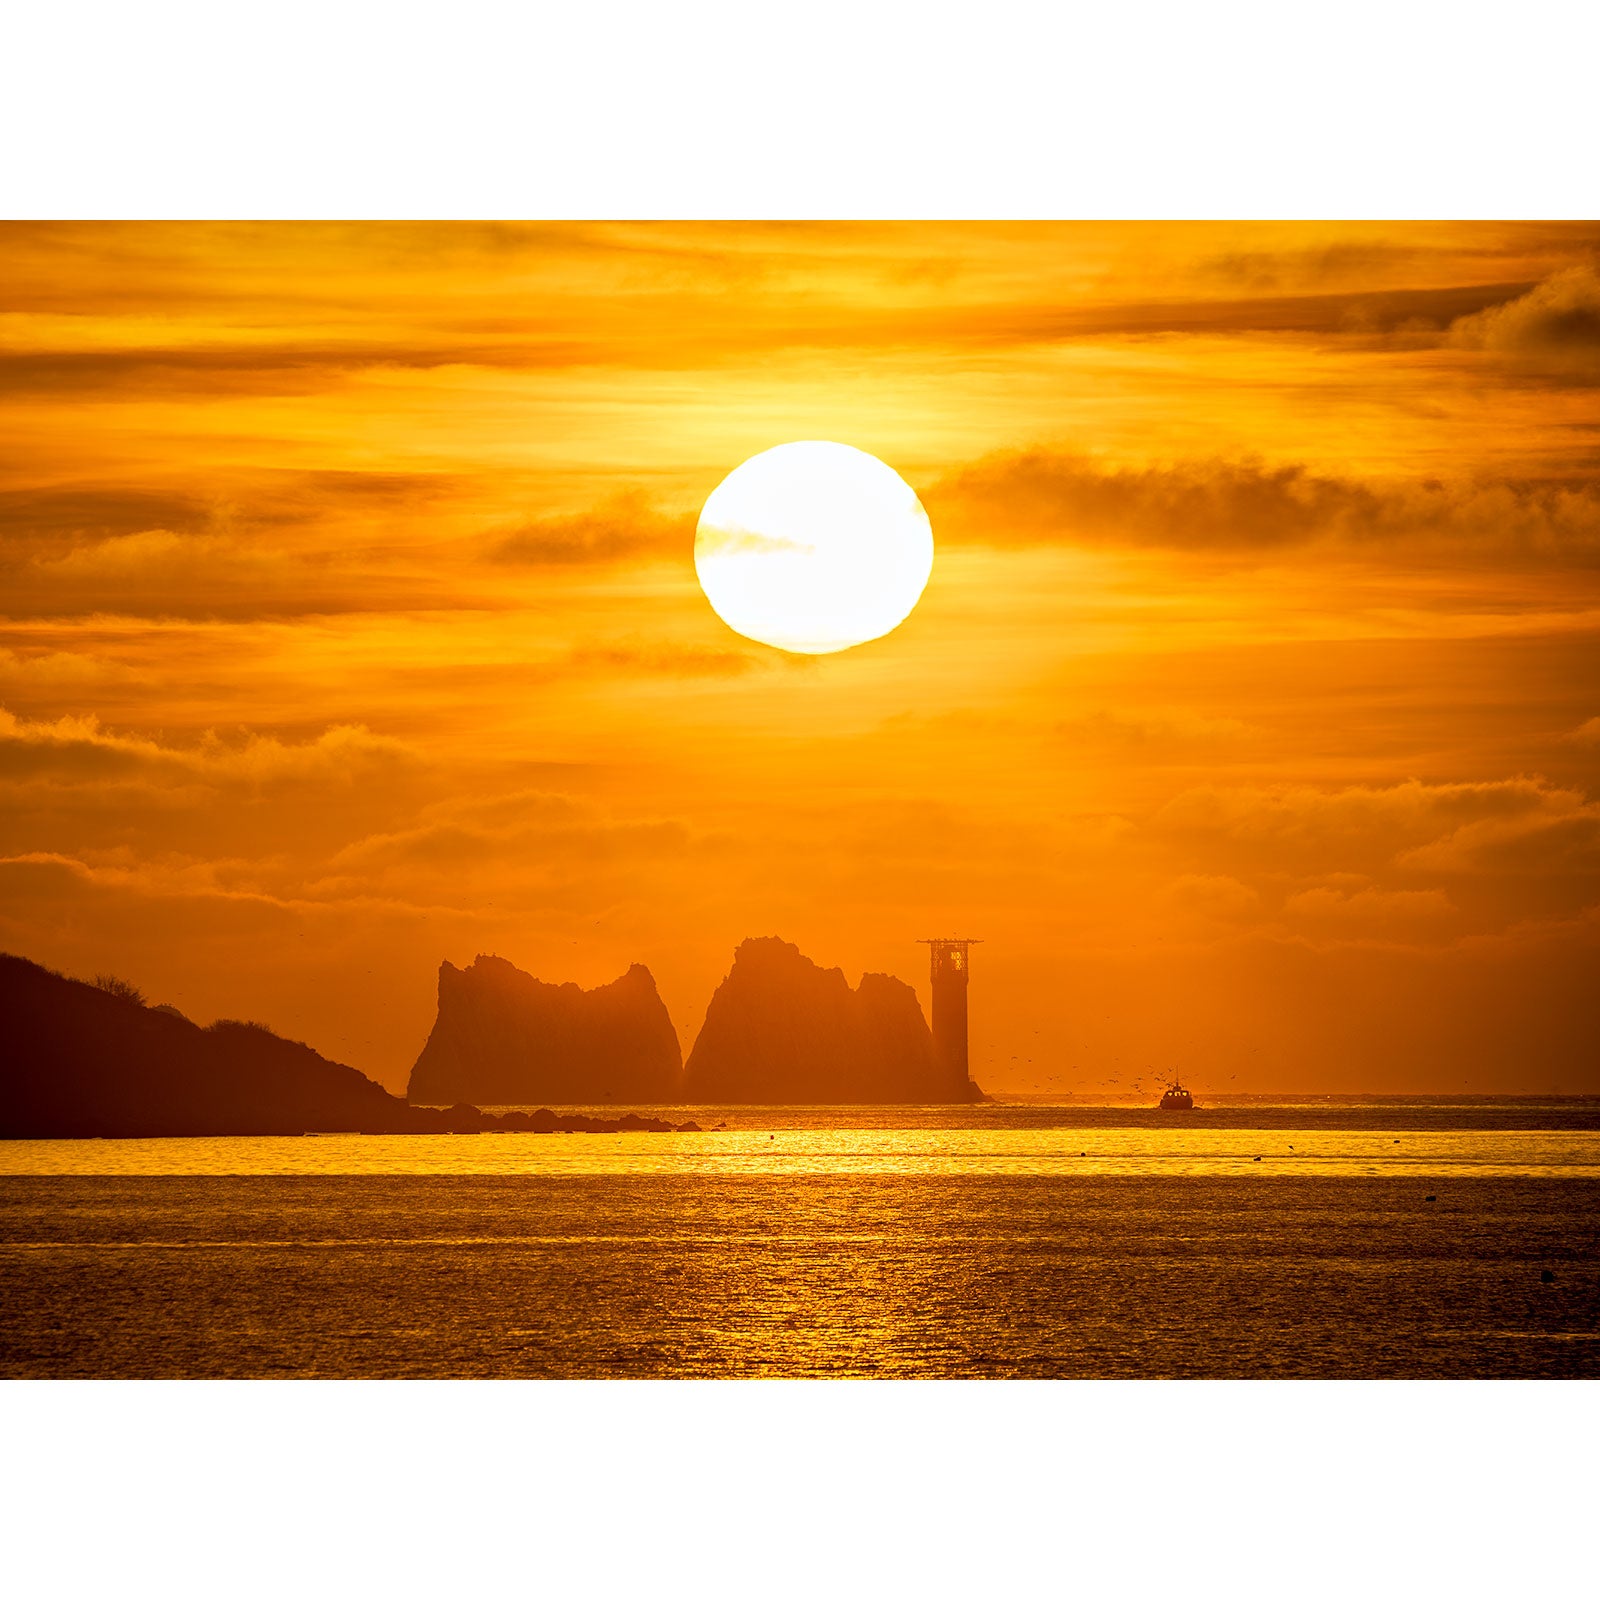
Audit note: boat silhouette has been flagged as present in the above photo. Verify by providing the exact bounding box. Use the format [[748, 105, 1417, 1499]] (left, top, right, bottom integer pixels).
[[1158, 1080, 1195, 1111]]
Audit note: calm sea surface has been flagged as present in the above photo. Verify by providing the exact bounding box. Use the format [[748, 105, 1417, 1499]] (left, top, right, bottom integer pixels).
[[4, 1100, 1598, 1378]]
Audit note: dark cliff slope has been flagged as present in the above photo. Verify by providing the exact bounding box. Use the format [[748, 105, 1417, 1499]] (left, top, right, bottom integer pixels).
[[0, 953, 426, 1136], [407, 955, 683, 1105], [683, 936, 980, 1103]]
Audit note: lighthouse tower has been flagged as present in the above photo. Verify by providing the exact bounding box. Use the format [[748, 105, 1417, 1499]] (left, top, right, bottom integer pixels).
[[918, 938, 981, 1097]]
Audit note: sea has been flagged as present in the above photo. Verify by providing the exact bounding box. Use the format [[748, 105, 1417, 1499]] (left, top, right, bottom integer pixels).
[[3, 1098, 1598, 1379]]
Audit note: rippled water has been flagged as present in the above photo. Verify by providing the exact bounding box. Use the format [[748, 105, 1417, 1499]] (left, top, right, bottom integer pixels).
[[4, 1101, 1598, 1378], [5, 1124, 1599, 1178]]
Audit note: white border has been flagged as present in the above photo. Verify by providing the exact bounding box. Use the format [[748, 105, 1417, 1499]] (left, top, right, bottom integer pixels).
[[4, 1380, 1595, 1595], [3, 2, 1595, 218]]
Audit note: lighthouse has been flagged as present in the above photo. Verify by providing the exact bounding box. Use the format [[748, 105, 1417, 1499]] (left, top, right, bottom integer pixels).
[[918, 938, 981, 1097]]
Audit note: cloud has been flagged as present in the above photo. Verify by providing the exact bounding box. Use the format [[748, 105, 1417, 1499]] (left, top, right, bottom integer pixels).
[[309, 791, 701, 915], [31, 529, 290, 582], [2, 481, 702, 624], [8, 528, 462, 621], [1284, 885, 1455, 922], [695, 524, 816, 558], [566, 642, 759, 678], [0, 469, 500, 619], [0, 710, 414, 787], [1398, 798, 1600, 877], [1056, 708, 1255, 749], [1165, 873, 1260, 920], [0, 339, 603, 399], [0, 648, 136, 685], [1196, 241, 1430, 293], [488, 493, 692, 566], [1154, 776, 1582, 871], [0, 283, 1545, 393], [0, 849, 482, 938], [331, 812, 689, 874], [1148, 778, 1599, 945], [927, 452, 1600, 561], [0, 485, 213, 544], [0, 472, 464, 548], [1566, 716, 1600, 746], [0, 710, 179, 780], [1448, 265, 1600, 377]]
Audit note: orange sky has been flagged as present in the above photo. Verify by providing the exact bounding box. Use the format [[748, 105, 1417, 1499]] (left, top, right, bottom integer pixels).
[[3, 221, 1598, 1095]]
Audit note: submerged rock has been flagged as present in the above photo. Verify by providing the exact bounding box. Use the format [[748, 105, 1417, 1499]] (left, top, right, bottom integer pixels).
[[515, 1107, 699, 1134]]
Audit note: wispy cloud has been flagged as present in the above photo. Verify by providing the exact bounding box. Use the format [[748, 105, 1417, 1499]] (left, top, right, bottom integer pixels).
[[1283, 884, 1454, 921], [1448, 265, 1600, 379], [0, 709, 414, 785], [929, 452, 1600, 561], [488, 493, 691, 566]]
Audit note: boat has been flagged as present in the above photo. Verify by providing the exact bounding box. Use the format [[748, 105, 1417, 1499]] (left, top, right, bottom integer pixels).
[[1158, 1080, 1195, 1111]]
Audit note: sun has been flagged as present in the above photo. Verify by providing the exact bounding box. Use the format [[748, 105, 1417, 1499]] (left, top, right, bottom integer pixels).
[[694, 441, 935, 654]]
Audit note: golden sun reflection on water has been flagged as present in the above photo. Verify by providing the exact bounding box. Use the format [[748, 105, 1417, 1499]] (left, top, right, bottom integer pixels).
[[6, 1126, 1599, 1178], [5, 1170, 1600, 1378]]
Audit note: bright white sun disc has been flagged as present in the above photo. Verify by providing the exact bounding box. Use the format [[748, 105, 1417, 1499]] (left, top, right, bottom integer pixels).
[[694, 441, 934, 654]]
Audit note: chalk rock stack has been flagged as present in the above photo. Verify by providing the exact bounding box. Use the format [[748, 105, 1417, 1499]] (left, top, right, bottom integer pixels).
[[407, 955, 683, 1106], [683, 936, 968, 1103]]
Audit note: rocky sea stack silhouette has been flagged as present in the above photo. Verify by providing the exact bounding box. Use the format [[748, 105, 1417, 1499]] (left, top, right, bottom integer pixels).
[[684, 936, 981, 1103], [408, 955, 683, 1106]]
